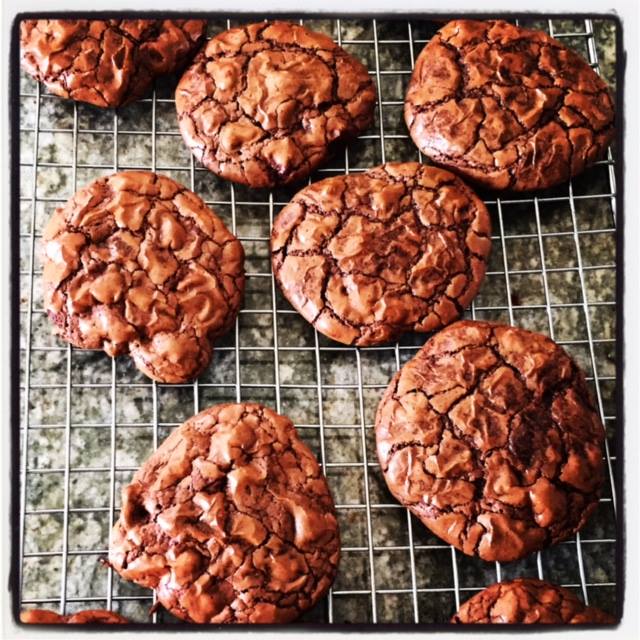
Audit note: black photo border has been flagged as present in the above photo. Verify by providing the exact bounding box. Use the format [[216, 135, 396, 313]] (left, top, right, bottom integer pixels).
[[8, 10, 626, 632]]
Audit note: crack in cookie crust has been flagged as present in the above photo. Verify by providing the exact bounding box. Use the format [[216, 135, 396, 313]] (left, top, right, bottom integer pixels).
[[108, 403, 340, 624], [20, 19, 207, 108], [271, 162, 491, 346], [175, 21, 376, 188], [375, 320, 605, 562], [404, 20, 615, 191], [452, 578, 615, 623], [42, 171, 245, 383]]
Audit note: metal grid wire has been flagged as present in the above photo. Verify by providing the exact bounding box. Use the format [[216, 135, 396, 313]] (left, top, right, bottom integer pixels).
[[17, 16, 618, 625]]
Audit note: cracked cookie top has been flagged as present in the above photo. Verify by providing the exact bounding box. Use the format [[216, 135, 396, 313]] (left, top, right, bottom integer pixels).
[[404, 20, 615, 191], [375, 320, 605, 562], [108, 403, 340, 624], [20, 19, 207, 108], [175, 21, 376, 188], [271, 162, 491, 346], [20, 609, 129, 624], [452, 578, 616, 623], [42, 171, 244, 383]]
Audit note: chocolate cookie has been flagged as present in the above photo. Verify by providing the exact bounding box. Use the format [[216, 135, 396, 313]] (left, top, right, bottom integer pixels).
[[375, 320, 605, 562], [108, 403, 340, 624], [42, 171, 244, 383], [20, 609, 128, 624], [271, 162, 491, 346], [452, 579, 616, 624], [176, 21, 376, 188], [20, 20, 207, 108], [405, 20, 615, 191]]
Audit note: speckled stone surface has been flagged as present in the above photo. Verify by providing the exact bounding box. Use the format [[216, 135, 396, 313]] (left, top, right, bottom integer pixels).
[[18, 17, 618, 625]]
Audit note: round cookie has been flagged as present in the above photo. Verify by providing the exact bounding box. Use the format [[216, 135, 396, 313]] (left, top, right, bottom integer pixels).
[[176, 21, 376, 188], [20, 19, 207, 108], [108, 403, 340, 624], [452, 579, 616, 624], [20, 609, 128, 624], [375, 320, 605, 562], [405, 20, 615, 191], [271, 162, 491, 346], [42, 171, 244, 383]]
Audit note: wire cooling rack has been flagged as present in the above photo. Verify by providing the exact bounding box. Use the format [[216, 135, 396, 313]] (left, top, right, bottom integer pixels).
[[16, 16, 620, 625]]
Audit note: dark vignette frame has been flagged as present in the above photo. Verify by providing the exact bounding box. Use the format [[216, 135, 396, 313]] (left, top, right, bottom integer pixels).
[[7, 10, 626, 632]]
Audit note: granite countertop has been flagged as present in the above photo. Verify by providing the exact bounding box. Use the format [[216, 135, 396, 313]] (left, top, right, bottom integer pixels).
[[18, 17, 618, 625]]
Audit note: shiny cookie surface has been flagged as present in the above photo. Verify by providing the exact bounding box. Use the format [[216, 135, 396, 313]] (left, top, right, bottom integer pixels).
[[176, 21, 376, 188], [20, 608, 128, 624], [405, 20, 614, 191], [375, 320, 605, 562], [109, 403, 340, 623], [21, 19, 207, 108], [42, 171, 244, 383], [452, 578, 615, 623], [271, 162, 491, 346]]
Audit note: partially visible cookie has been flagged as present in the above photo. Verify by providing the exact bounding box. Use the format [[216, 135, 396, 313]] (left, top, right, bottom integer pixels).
[[20, 20, 207, 108], [271, 162, 491, 346], [42, 171, 244, 383], [375, 320, 605, 562], [452, 579, 616, 624], [109, 403, 340, 624], [176, 21, 376, 188], [20, 609, 128, 624], [405, 20, 615, 191]]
